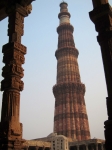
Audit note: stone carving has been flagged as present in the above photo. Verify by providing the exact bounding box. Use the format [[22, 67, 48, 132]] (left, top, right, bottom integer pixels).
[[0, 0, 33, 149], [53, 83, 85, 96], [89, 1, 112, 149], [55, 47, 79, 59], [26, 4, 32, 14]]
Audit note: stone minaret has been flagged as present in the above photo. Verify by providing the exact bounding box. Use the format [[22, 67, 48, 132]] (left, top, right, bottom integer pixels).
[[53, 2, 91, 141]]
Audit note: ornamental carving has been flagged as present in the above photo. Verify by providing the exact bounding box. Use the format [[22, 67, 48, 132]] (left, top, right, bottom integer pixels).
[[2, 64, 24, 78], [1, 77, 24, 91], [57, 23, 74, 33], [57, 72, 79, 78], [57, 60, 78, 67], [55, 98, 85, 107], [95, 15, 111, 32], [58, 12, 71, 19], [54, 113, 88, 121], [2, 42, 27, 54], [0, 0, 34, 149], [53, 82, 85, 96], [55, 47, 79, 59], [89, 3, 111, 22], [2, 45, 26, 65]]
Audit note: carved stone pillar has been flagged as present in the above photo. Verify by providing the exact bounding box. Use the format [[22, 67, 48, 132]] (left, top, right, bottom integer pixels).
[[88, 145, 92, 150], [96, 144, 98, 150], [43, 146, 45, 150], [86, 145, 88, 150], [90, 145, 93, 150], [89, 0, 112, 149], [0, 2, 32, 150], [101, 144, 104, 150], [77, 146, 79, 150], [36, 146, 39, 150], [92, 0, 108, 7]]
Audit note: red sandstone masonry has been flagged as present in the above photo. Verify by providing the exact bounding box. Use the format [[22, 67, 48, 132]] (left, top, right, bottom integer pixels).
[[53, 2, 90, 140]]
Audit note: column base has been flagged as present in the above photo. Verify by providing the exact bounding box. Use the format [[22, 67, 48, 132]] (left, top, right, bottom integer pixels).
[[0, 138, 24, 150], [0, 121, 24, 150]]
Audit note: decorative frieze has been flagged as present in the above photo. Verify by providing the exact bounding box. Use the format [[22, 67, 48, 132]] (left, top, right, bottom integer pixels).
[[55, 47, 79, 59], [53, 83, 85, 96], [54, 113, 88, 121], [57, 24, 74, 34]]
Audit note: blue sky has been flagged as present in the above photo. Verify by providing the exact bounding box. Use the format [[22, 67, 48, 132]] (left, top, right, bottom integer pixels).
[[0, 0, 112, 140]]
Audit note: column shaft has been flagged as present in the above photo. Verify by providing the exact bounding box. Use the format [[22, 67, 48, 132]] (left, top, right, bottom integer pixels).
[[86, 145, 88, 150], [0, 3, 31, 149], [89, 1, 112, 149]]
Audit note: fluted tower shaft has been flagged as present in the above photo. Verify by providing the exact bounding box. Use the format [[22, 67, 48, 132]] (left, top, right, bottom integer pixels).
[[53, 2, 90, 141]]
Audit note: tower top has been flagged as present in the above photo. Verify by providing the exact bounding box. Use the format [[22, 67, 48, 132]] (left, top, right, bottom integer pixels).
[[58, 2, 70, 25], [59, 1, 68, 13], [60, 1, 68, 7]]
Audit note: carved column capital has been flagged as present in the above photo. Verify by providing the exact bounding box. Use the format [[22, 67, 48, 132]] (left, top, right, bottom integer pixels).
[[101, 144, 104, 150], [92, 0, 108, 8], [5, 3, 32, 19], [0, 0, 34, 21]]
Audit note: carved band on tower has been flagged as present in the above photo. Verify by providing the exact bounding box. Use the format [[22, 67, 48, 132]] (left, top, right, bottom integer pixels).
[[53, 2, 91, 141]]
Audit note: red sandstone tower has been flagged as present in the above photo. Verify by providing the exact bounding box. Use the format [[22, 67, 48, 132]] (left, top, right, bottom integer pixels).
[[53, 2, 91, 141]]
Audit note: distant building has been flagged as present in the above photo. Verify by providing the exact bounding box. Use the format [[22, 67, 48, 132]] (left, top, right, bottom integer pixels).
[[23, 133, 105, 150], [51, 135, 69, 150]]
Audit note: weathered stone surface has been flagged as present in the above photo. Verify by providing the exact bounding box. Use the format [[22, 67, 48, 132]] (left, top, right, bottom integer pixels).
[[53, 2, 90, 141], [89, 1, 112, 149], [0, 1, 33, 149]]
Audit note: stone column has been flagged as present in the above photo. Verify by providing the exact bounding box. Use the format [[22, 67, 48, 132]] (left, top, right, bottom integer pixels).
[[92, 0, 108, 7], [36, 146, 39, 150], [77, 146, 79, 150], [0, 2, 32, 150], [86, 145, 88, 150], [89, 0, 112, 149], [90, 145, 93, 150], [96, 144, 98, 150], [101, 144, 104, 150], [43, 146, 45, 150], [103, 144, 105, 150]]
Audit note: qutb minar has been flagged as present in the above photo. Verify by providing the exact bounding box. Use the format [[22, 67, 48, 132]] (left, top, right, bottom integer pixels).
[[0, 0, 108, 149], [53, 2, 91, 141]]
